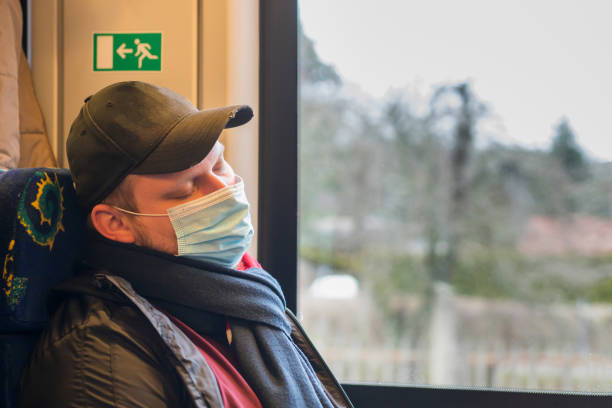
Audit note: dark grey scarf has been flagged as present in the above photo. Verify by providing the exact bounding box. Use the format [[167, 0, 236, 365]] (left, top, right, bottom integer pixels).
[[83, 235, 337, 408]]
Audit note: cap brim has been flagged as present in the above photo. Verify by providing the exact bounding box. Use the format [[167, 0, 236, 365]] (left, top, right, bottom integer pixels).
[[133, 105, 253, 174]]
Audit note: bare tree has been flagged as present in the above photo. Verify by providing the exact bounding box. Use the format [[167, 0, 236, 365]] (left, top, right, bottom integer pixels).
[[429, 83, 485, 282]]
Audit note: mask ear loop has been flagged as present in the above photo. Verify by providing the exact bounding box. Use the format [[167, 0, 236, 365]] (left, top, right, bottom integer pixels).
[[111, 206, 168, 217]]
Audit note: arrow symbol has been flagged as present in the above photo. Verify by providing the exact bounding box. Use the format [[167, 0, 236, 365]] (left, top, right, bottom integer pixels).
[[116, 43, 134, 59]]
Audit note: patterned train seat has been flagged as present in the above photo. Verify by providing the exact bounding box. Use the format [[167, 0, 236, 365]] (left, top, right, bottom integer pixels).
[[0, 168, 85, 408]]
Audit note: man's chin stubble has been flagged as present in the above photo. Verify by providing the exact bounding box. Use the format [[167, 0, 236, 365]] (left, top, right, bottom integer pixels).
[[133, 225, 177, 255]]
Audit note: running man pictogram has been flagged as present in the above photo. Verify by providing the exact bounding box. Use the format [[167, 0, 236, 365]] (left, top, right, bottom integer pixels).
[[134, 38, 159, 69]]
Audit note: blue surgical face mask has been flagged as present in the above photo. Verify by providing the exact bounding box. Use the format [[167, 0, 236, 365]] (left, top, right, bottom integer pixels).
[[168, 179, 253, 267], [113, 179, 253, 268]]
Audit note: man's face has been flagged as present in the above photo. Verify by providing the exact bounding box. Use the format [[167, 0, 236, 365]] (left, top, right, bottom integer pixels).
[[122, 142, 238, 254]]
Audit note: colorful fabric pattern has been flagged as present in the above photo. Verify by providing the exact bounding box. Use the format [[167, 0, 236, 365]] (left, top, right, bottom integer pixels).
[[0, 168, 84, 326], [17, 171, 65, 250]]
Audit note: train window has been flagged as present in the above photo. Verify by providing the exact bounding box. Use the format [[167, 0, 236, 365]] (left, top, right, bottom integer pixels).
[[296, 0, 612, 394]]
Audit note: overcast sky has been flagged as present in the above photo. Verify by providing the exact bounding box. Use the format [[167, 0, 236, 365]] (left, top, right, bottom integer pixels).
[[299, 0, 612, 162]]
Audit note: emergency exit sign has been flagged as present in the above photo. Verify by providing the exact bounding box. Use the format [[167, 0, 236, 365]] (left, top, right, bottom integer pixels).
[[94, 33, 162, 71]]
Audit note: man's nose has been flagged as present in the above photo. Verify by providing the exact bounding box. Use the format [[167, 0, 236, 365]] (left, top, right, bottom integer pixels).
[[198, 172, 230, 196]]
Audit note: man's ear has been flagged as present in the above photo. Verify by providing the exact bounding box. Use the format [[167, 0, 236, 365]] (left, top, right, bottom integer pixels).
[[90, 204, 137, 243]]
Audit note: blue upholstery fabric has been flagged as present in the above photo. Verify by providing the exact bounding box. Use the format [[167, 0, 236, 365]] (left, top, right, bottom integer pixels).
[[0, 168, 85, 408], [1, 335, 38, 408]]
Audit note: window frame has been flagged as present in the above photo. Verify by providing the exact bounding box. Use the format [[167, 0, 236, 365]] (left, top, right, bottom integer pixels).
[[257, 0, 611, 405]]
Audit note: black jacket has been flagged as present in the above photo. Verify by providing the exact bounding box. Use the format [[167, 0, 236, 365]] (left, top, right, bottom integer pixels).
[[19, 242, 352, 408]]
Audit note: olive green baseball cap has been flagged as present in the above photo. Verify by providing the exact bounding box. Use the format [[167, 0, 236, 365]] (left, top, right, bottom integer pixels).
[[67, 81, 253, 209]]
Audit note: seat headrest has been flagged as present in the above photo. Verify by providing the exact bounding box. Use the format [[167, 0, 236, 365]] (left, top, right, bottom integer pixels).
[[0, 168, 85, 332]]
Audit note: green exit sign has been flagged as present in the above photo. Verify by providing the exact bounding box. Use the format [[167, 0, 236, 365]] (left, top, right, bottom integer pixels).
[[94, 33, 162, 71]]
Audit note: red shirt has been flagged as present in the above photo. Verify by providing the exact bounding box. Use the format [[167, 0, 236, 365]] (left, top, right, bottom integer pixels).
[[161, 253, 263, 408]]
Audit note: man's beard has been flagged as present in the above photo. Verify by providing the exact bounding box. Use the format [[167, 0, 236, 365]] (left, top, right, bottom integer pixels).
[[131, 219, 177, 255]]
